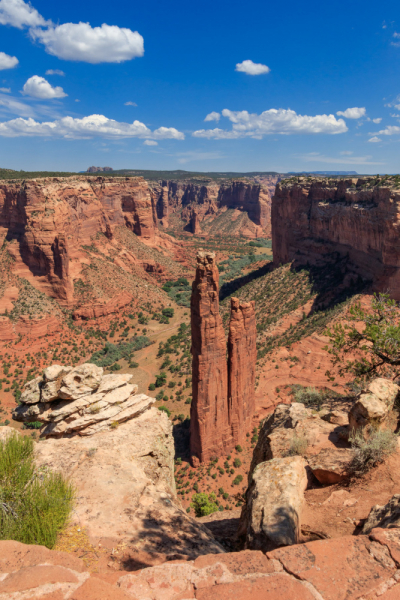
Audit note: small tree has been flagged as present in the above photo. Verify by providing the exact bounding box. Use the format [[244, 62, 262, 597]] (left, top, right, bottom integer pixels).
[[325, 293, 400, 386], [191, 492, 218, 517]]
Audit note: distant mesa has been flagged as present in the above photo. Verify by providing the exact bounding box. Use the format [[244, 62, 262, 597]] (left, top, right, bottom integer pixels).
[[86, 166, 113, 173]]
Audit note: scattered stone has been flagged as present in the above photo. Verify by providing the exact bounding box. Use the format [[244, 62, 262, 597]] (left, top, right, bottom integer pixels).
[[307, 447, 353, 484], [362, 494, 400, 534]]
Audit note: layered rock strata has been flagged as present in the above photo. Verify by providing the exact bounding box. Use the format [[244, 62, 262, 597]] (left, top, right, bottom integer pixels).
[[272, 176, 400, 299], [0, 176, 158, 306], [228, 298, 256, 447], [12, 362, 155, 437], [190, 252, 231, 463], [190, 253, 256, 463], [154, 179, 271, 238]]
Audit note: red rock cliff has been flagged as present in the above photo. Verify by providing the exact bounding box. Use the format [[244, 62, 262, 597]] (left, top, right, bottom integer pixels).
[[154, 179, 271, 238], [228, 297, 257, 447], [272, 176, 400, 299], [0, 176, 158, 306], [190, 251, 231, 463]]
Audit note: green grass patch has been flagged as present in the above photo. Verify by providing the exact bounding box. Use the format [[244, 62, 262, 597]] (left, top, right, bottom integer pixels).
[[0, 433, 74, 548]]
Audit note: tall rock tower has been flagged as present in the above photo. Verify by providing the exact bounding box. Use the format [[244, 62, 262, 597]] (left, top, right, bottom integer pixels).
[[228, 298, 257, 446], [190, 251, 231, 464], [190, 252, 257, 464]]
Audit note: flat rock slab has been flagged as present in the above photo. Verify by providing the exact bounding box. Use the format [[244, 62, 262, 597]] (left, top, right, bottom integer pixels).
[[307, 447, 353, 484]]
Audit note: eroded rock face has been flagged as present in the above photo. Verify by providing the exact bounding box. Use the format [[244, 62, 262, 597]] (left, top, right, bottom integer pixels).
[[12, 362, 154, 437], [272, 176, 400, 298], [34, 407, 224, 557], [190, 256, 257, 463], [239, 456, 308, 551], [154, 179, 272, 238], [348, 378, 399, 436], [0, 176, 158, 306], [228, 297, 256, 447], [363, 494, 400, 534], [190, 252, 231, 463]]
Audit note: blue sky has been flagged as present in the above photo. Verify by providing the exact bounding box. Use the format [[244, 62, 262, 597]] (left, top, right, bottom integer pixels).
[[0, 0, 399, 173]]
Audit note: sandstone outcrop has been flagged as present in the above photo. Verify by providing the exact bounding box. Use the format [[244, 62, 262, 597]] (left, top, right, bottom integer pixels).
[[3, 529, 400, 599], [0, 176, 158, 306], [12, 362, 155, 437], [228, 297, 256, 447], [239, 455, 308, 551], [154, 179, 271, 238], [72, 291, 133, 320], [348, 378, 399, 436], [190, 254, 257, 463], [272, 175, 400, 299], [190, 252, 231, 463]]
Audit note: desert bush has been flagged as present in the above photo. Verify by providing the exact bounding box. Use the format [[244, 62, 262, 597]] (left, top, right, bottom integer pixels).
[[233, 458, 242, 468], [286, 433, 309, 456], [349, 428, 398, 473], [191, 492, 218, 517], [89, 336, 151, 368], [158, 405, 171, 417], [0, 433, 74, 548], [233, 474, 243, 485], [291, 385, 327, 408]]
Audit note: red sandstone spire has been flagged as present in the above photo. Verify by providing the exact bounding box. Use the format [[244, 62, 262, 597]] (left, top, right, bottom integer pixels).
[[190, 251, 231, 464], [228, 297, 257, 446]]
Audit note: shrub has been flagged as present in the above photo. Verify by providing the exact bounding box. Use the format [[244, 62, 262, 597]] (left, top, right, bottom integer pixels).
[[155, 372, 167, 387], [291, 385, 327, 408], [162, 308, 174, 318], [158, 405, 171, 417], [349, 428, 398, 474], [89, 336, 151, 368], [191, 492, 218, 517], [0, 433, 74, 548], [233, 474, 243, 485], [148, 383, 156, 391], [235, 445, 243, 452], [286, 434, 308, 456], [129, 362, 139, 368], [233, 458, 241, 468]]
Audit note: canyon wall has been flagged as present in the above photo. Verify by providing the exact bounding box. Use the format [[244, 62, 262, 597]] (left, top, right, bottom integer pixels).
[[190, 252, 256, 463], [0, 176, 158, 306], [154, 179, 272, 238], [272, 176, 400, 298]]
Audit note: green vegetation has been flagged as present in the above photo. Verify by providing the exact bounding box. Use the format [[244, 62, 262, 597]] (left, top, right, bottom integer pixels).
[[0, 433, 74, 548], [163, 278, 191, 307], [191, 492, 219, 517], [286, 433, 309, 457], [158, 405, 171, 417], [326, 293, 400, 385], [88, 335, 151, 368], [349, 428, 398, 474]]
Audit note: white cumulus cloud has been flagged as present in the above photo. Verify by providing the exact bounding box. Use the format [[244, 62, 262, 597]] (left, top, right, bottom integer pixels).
[[0, 51, 18, 70], [193, 108, 347, 139], [391, 32, 400, 47], [0, 86, 10, 92], [235, 60, 270, 75], [0, 113, 185, 139], [45, 69, 65, 76], [204, 111, 220, 122], [125, 101, 137, 106], [0, 0, 48, 28], [30, 22, 144, 64], [374, 125, 400, 136], [372, 117, 382, 124], [336, 107, 366, 119], [368, 136, 382, 143], [21, 75, 67, 99], [144, 139, 157, 145]]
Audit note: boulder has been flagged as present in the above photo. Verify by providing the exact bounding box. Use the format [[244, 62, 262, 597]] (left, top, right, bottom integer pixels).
[[362, 494, 400, 534], [20, 376, 42, 404], [307, 447, 353, 484], [239, 455, 308, 551], [97, 373, 133, 393], [41, 365, 73, 402], [349, 394, 390, 434], [322, 409, 348, 426], [58, 364, 103, 400], [367, 378, 399, 408]]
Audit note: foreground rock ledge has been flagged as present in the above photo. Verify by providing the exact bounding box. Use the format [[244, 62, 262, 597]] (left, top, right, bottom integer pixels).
[[2, 527, 400, 599]]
